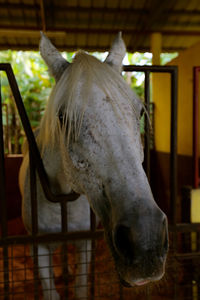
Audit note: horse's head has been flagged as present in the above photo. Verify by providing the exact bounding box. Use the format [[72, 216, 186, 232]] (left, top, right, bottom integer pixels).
[[39, 33, 168, 287]]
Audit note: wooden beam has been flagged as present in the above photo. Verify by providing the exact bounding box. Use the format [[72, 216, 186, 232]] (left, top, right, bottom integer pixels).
[[0, 29, 67, 38], [1, 2, 200, 17], [128, 0, 180, 51], [0, 3, 148, 15], [0, 41, 186, 53], [0, 27, 200, 38]]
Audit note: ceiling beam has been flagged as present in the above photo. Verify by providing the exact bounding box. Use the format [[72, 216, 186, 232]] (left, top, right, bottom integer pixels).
[[1, 27, 200, 38], [0, 42, 186, 53], [1, 2, 200, 17], [0, 29, 67, 38], [0, 3, 148, 15]]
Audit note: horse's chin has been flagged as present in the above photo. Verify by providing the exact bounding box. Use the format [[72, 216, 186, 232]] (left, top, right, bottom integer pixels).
[[118, 268, 165, 288], [119, 273, 152, 288], [110, 242, 165, 289], [119, 275, 160, 288], [119, 277, 132, 287]]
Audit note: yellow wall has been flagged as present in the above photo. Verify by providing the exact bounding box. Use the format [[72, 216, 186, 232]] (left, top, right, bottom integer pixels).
[[154, 40, 200, 156]]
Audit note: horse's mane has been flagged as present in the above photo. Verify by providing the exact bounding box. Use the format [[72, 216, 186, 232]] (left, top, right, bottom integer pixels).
[[37, 51, 141, 151]]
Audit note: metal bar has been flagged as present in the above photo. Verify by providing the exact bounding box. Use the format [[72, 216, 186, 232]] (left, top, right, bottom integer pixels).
[[124, 65, 178, 224], [0, 77, 7, 231], [123, 65, 178, 73], [119, 284, 123, 300], [193, 66, 200, 188], [2, 103, 10, 153], [90, 209, 96, 300], [150, 102, 155, 149], [0, 77, 9, 299], [144, 70, 151, 181], [170, 68, 178, 225], [169, 223, 200, 232], [30, 151, 38, 236], [0, 63, 79, 203], [174, 251, 200, 259], [1, 222, 200, 244], [61, 201, 69, 299], [169, 69, 178, 300], [0, 230, 105, 246], [29, 150, 39, 299]]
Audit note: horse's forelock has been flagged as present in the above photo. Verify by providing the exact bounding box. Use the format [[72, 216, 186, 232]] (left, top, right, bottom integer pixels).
[[38, 51, 142, 151]]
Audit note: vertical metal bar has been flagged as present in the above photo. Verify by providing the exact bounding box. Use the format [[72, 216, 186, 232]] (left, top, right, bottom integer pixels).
[[119, 284, 123, 300], [90, 209, 96, 300], [150, 102, 155, 150], [30, 151, 38, 236], [61, 201, 69, 298], [192, 67, 200, 300], [173, 239, 178, 300], [145, 286, 151, 300], [0, 75, 10, 300], [144, 70, 151, 181], [193, 67, 200, 188], [29, 150, 39, 299], [170, 69, 178, 300], [170, 68, 178, 225]]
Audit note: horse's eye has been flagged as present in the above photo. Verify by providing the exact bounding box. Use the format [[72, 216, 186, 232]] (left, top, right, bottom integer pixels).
[[58, 112, 64, 124]]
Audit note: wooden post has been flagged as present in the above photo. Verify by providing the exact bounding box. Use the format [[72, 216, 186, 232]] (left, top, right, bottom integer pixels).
[[150, 32, 162, 65]]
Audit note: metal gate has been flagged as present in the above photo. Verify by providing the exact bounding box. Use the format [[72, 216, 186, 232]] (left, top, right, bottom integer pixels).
[[1, 62, 200, 300]]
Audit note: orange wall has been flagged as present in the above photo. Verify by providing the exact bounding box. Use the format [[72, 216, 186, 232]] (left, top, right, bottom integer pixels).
[[153, 40, 200, 156]]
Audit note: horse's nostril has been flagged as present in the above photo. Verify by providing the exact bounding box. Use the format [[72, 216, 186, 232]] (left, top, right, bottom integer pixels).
[[114, 225, 134, 260]]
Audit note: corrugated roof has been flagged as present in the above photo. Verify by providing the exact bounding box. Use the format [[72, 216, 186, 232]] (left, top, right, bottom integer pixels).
[[1, 0, 200, 52]]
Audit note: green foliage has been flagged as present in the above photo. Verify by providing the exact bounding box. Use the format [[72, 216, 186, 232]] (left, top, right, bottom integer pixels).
[[0, 50, 54, 127], [0, 50, 55, 153]]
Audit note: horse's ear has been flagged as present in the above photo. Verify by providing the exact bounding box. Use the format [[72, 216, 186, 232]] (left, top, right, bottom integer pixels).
[[104, 32, 126, 73], [39, 32, 70, 82]]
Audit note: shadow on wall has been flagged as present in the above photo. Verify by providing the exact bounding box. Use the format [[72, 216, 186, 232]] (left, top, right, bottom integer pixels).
[[150, 150, 193, 223]]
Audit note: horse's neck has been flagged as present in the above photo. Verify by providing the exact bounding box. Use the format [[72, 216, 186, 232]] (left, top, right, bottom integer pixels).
[[41, 141, 72, 195]]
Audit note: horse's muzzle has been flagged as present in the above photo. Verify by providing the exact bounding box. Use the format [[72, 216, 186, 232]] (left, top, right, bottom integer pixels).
[[113, 213, 169, 286]]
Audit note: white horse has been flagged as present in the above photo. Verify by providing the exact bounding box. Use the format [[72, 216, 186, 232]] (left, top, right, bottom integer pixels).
[[19, 32, 168, 300]]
